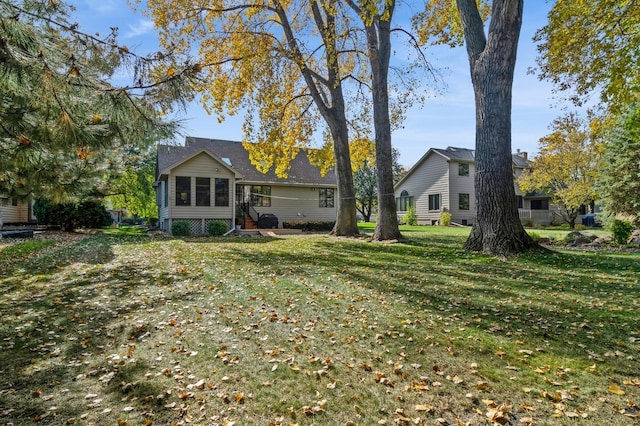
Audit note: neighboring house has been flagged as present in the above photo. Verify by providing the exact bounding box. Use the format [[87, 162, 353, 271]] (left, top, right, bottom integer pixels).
[[0, 195, 33, 228], [155, 137, 338, 234], [394, 146, 556, 226]]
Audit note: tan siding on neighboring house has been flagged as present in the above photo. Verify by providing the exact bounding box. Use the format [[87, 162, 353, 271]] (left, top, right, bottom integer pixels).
[[395, 153, 449, 225], [513, 167, 525, 196], [0, 198, 29, 224], [448, 162, 476, 225], [253, 185, 337, 226]]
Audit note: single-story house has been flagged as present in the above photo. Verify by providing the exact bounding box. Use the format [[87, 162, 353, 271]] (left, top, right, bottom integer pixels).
[[155, 137, 338, 234], [394, 146, 559, 226]]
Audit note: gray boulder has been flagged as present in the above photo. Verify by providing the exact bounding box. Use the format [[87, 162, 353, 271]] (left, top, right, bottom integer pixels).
[[565, 231, 598, 246], [593, 235, 612, 245]]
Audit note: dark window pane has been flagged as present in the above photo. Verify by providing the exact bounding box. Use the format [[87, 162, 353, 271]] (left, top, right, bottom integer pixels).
[[215, 178, 229, 207], [429, 194, 440, 211], [459, 193, 469, 210], [531, 199, 549, 210], [175, 176, 191, 206], [251, 186, 271, 207], [196, 177, 211, 206], [319, 188, 335, 208]]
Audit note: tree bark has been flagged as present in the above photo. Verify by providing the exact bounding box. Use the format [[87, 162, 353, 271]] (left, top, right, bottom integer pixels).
[[327, 115, 359, 236], [362, 2, 402, 241], [456, 0, 536, 255], [279, 0, 359, 236]]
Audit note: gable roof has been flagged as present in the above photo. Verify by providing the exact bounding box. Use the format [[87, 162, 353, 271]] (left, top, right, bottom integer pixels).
[[157, 147, 242, 178], [395, 146, 531, 189], [157, 137, 337, 186]]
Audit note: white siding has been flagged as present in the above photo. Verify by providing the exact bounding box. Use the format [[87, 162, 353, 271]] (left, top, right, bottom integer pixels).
[[448, 162, 476, 225], [253, 185, 337, 226], [157, 179, 169, 230], [395, 153, 449, 225]]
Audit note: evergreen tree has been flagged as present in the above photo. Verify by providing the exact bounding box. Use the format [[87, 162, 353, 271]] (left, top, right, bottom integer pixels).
[[0, 0, 196, 201], [598, 104, 640, 224]]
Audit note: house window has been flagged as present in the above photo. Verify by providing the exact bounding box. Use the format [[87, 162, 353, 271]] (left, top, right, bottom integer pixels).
[[0, 197, 8, 207], [251, 186, 271, 207], [11, 198, 18, 206], [428, 194, 440, 211], [215, 178, 229, 207], [530, 199, 549, 210], [319, 188, 335, 208], [516, 195, 523, 209], [458, 163, 469, 176], [459, 193, 470, 210], [196, 177, 211, 206], [396, 190, 414, 211], [175, 176, 191, 206]]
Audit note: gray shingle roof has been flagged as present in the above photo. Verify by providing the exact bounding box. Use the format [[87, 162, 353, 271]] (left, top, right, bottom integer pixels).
[[157, 137, 337, 186], [395, 146, 531, 189], [433, 147, 476, 162]]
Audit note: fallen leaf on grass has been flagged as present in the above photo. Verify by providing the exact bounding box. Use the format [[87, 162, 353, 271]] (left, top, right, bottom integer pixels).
[[415, 404, 433, 412], [623, 378, 640, 387], [476, 381, 491, 391], [608, 385, 625, 395]]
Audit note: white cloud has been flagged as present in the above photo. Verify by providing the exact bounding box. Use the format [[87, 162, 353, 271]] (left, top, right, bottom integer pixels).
[[124, 19, 156, 39], [81, 0, 118, 14]]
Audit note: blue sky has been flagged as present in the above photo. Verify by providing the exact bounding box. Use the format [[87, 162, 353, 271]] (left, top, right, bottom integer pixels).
[[71, 1, 570, 168]]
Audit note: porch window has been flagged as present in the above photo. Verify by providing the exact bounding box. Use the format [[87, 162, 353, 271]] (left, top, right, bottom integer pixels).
[[251, 186, 271, 207], [516, 195, 523, 209], [459, 193, 470, 210], [530, 199, 549, 210], [396, 190, 414, 211], [428, 194, 440, 211], [175, 176, 191, 206], [215, 178, 229, 207], [319, 188, 335, 208], [458, 163, 469, 176], [196, 177, 211, 206]]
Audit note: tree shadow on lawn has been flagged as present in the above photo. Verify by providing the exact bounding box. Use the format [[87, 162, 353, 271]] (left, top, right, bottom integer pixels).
[[223, 236, 640, 375], [0, 235, 118, 280], [0, 250, 204, 425]]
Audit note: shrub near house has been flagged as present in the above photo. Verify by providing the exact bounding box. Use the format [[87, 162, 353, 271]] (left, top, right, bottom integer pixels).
[[33, 199, 111, 231]]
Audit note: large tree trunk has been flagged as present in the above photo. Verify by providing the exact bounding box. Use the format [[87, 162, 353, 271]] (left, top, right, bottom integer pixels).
[[328, 118, 360, 236], [457, 0, 536, 255], [286, 1, 359, 236], [363, 7, 402, 241]]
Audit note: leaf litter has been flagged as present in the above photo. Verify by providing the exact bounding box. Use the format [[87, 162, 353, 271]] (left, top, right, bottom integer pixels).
[[0, 232, 638, 425]]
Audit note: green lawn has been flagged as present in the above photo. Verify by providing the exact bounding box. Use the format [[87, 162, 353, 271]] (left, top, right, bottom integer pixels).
[[0, 228, 638, 425]]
